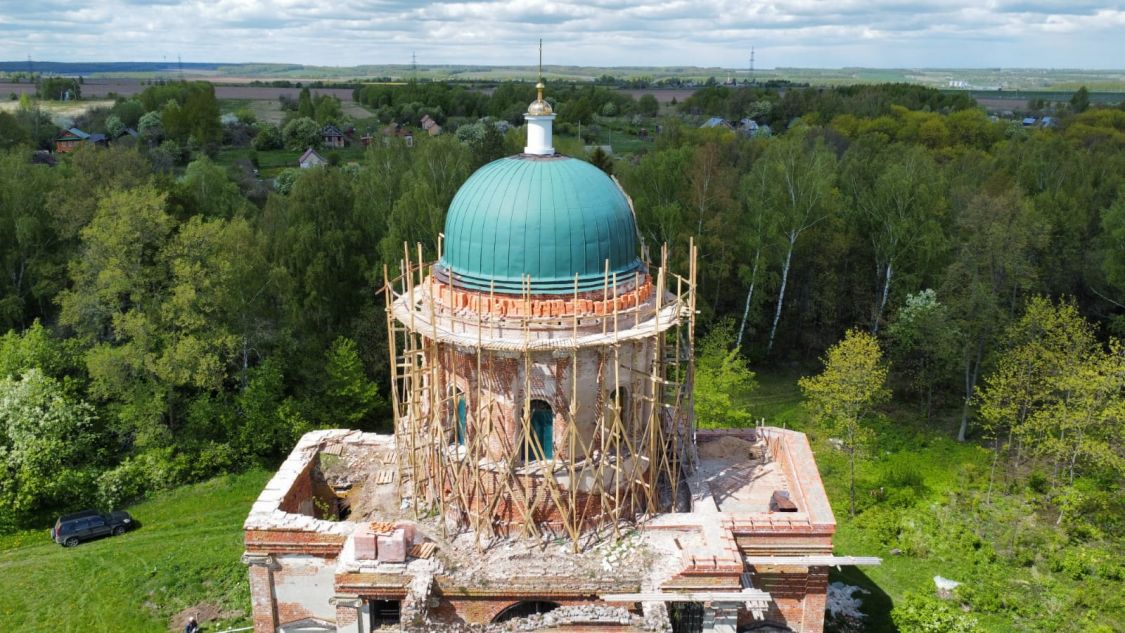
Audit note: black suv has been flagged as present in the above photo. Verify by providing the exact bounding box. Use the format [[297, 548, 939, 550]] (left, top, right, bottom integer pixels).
[[51, 509, 134, 547]]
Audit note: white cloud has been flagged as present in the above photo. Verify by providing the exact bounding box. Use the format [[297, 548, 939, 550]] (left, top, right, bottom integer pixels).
[[0, 0, 1120, 68]]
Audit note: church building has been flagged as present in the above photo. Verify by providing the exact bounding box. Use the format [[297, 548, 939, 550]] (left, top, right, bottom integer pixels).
[[242, 71, 874, 633]]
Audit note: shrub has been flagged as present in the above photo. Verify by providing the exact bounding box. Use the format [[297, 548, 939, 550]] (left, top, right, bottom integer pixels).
[[252, 122, 283, 151], [0, 369, 104, 528], [274, 168, 299, 195], [892, 591, 981, 633], [282, 116, 320, 151], [96, 447, 184, 509]]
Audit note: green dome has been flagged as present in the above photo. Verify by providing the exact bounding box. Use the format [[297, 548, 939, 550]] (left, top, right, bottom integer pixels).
[[438, 155, 642, 294]]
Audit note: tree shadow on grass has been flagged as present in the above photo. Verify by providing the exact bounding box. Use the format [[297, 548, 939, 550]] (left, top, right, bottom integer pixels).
[[826, 566, 897, 633]]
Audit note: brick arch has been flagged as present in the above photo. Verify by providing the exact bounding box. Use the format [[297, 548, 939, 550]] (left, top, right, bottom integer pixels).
[[492, 600, 562, 623], [738, 621, 793, 632]]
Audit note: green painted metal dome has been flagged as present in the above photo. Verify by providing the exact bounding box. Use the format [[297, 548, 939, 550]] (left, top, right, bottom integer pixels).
[[438, 155, 642, 294]]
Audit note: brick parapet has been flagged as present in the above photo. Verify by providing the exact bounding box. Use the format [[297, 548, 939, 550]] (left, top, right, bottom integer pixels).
[[245, 529, 347, 556], [244, 430, 391, 550], [758, 427, 836, 531], [428, 277, 653, 320]]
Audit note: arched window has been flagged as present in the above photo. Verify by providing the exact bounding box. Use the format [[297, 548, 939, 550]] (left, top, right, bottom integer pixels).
[[492, 600, 560, 623], [521, 400, 554, 462], [455, 392, 467, 446]]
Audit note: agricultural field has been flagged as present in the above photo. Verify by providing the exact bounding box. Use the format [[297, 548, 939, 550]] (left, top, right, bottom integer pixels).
[[0, 470, 269, 633], [0, 79, 356, 102], [0, 98, 115, 128], [217, 97, 286, 125]]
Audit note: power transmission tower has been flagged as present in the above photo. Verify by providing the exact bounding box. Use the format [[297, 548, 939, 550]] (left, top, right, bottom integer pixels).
[[749, 46, 755, 84]]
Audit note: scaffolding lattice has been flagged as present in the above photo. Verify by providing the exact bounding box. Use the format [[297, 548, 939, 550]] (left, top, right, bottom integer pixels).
[[384, 242, 698, 548]]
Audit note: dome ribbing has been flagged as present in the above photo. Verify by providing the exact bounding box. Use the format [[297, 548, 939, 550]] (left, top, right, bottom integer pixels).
[[438, 155, 642, 294]]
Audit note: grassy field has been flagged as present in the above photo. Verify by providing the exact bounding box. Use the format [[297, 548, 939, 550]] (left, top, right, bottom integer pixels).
[[218, 97, 286, 125], [0, 469, 270, 633]]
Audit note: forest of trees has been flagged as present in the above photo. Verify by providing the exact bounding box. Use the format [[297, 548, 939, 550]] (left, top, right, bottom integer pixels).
[[0, 82, 1122, 629]]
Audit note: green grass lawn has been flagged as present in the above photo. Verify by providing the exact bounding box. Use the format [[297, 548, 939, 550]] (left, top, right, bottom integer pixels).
[[0, 469, 270, 633], [218, 98, 286, 125]]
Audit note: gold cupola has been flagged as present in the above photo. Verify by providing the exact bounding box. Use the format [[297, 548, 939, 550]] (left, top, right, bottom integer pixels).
[[528, 80, 553, 115]]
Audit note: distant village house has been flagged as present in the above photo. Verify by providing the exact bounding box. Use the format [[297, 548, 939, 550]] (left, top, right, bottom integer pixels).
[[54, 128, 107, 153], [382, 123, 414, 147], [298, 147, 327, 169], [322, 124, 345, 149], [420, 114, 442, 136]]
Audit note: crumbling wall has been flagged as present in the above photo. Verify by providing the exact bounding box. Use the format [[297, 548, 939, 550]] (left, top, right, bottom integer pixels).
[[272, 554, 338, 625]]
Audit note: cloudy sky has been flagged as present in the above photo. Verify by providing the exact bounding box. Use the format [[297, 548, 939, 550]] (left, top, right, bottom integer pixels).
[[0, 0, 1122, 69]]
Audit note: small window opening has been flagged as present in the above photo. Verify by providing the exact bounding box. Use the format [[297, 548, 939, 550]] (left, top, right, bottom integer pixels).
[[492, 600, 560, 623], [369, 599, 401, 628]]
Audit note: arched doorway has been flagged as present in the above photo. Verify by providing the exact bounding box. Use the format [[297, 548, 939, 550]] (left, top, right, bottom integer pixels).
[[492, 600, 561, 623], [521, 400, 553, 461]]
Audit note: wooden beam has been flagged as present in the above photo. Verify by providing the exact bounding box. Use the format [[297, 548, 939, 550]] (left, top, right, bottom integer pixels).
[[744, 555, 882, 566]]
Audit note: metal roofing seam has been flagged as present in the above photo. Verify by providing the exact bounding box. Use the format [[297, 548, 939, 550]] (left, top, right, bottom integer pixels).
[[440, 155, 641, 294]]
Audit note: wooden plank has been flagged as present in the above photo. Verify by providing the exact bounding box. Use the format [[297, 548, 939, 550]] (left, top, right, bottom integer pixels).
[[599, 589, 772, 603], [743, 555, 882, 566], [409, 542, 436, 559]]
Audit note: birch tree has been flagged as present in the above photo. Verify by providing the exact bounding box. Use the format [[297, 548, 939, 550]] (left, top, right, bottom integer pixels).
[[752, 130, 836, 354], [734, 164, 781, 349], [688, 142, 738, 312], [840, 141, 944, 334], [943, 187, 1046, 441], [885, 289, 959, 418]]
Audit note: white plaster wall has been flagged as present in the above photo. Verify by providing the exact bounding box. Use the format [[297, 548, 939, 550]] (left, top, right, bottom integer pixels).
[[273, 554, 337, 624]]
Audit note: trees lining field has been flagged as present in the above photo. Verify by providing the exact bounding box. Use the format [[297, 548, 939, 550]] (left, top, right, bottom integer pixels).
[[0, 79, 1122, 630]]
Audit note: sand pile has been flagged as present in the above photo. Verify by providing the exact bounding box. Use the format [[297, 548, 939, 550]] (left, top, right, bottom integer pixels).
[[696, 436, 760, 461]]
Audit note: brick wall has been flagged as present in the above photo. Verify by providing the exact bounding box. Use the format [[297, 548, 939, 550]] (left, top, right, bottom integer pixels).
[[248, 563, 277, 633], [740, 565, 829, 633]]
